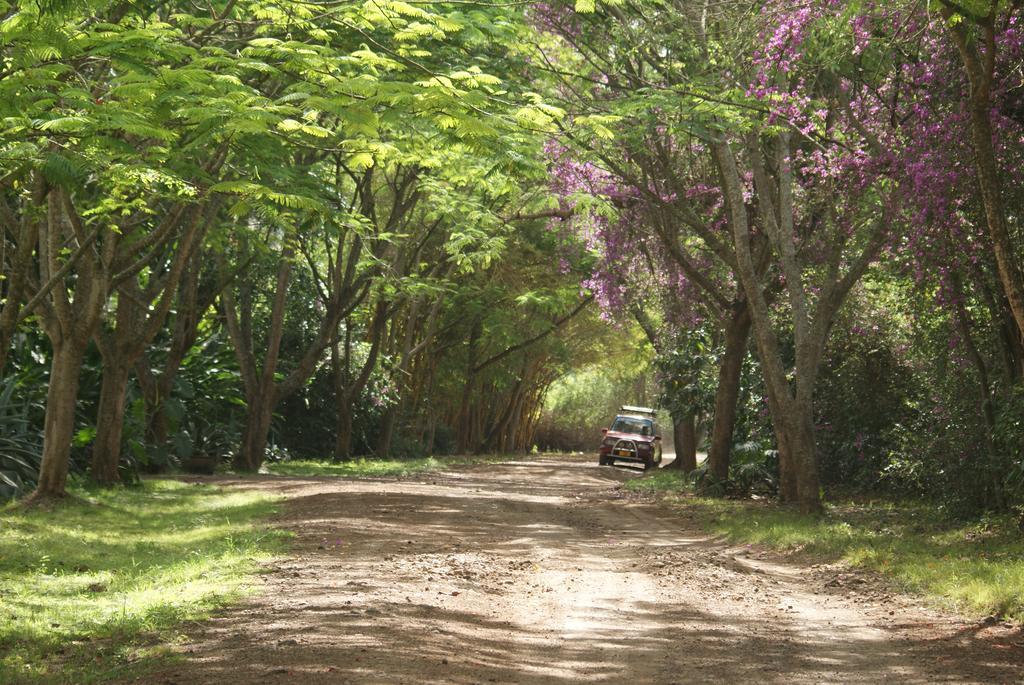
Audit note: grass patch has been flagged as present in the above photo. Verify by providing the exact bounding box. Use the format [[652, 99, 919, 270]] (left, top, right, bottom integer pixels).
[[0, 480, 285, 684], [265, 454, 514, 478], [678, 494, 1024, 621], [622, 469, 690, 494]]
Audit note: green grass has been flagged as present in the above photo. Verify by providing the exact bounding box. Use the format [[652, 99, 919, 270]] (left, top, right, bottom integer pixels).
[[622, 469, 691, 494], [625, 473, 1024, 621], [265, 454, 514, 478], [0, 480, 285, 685]]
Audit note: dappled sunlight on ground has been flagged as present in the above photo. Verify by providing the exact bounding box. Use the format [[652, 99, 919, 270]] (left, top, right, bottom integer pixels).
[[133, 456, 1024, 685]]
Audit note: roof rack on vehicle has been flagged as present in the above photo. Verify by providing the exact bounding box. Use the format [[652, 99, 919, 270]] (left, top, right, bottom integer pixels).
[[620, 405, 656, 416]]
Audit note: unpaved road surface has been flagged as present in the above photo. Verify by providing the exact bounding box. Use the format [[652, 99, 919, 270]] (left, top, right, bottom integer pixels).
[[137, 456, 1022, 684]]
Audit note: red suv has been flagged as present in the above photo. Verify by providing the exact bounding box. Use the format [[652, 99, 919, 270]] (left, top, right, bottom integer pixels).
[[598, 406, 663, 470]]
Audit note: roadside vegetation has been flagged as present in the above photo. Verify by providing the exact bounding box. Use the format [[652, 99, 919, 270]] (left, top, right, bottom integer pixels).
[[4, 2, 1021, 520], [2, 0, 1024, 674], [0, 481, 284, 684], [626, 473, 1024, 622]]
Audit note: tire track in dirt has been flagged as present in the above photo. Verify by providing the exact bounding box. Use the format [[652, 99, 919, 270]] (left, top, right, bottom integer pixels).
[[127, 456, 1023, 685]]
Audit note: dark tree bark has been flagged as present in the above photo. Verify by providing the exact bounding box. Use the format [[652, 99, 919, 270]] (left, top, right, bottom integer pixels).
[[455, 317, 482, 453], [237, 388, 276, 472], [665, 411, 698, 472], [480, 365, 528, 454], [706, 301, 751, 481], [135, 247, 230, 449], [376, 289, 445, 458], [0, 191, 42, 375], [224, 248, 293, 472], [332, 304, 387, 459], [90, 361, 132, 484], [334, 399, 354, 459], [638, 214, 762, 489], [456, 295, 594, 453], [502, 381, 529, 453]]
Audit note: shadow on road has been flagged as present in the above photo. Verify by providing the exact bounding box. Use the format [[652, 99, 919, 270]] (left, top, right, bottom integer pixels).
[[131, 456, 1023, 685]]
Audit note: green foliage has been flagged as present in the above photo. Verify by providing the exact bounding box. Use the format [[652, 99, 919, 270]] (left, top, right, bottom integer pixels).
[[0, 480, 285, 683], [534, 321, 658, 451], [0, 0, 588, 484], [622, 469, 689, 494], [163, 334, 245, 466], [816, 278, 918, 491], [725, 441, 779, 497], [0, 339, 48, 499], [993, 387, 1024, 506], [655, 323, 718, 421]]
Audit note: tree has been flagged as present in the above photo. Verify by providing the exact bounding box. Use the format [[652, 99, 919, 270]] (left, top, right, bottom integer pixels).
[[536, 1, 918, 509], [937, 1, 1024, 346], [90, 203, 213, 484], [0, 2, 247, 499]]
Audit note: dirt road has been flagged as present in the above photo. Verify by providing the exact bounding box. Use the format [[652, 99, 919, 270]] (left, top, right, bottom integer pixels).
[[141, 456, 1023, 684]]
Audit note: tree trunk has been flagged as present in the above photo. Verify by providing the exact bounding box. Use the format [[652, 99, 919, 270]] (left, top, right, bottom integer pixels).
[[235, 391, 274, 472], [456, 319, 482, 453], [0, 212, 40, 375], [966, 72, 1024, 343], [941, 10, 1024, 343], [667, 412, 698, 472], [480, 376, 523, 453], [224, 248, 291, 473], [376, 405, 398, 458], [90, 360, 132, 485], [761, 376, 799, 504], [88, 204, 209, 486], [503, 388, 526, 453], [140, 367, 172, 446], [332, 304, 388, 460], [331, 338, 354, 461], [787, 400, 821, 512], [426, 414, 437, 454], [707, 302, 751, 481], [139, 247, 220, 447], [29, 341, 87, 501], [334, 397, 354, 460], [29, 187, 113, 502], [455, 379, 474, 453], [758, 367, 822, 510], [998, 302, 1024, 384], [713, 139, 825, 512], [952, 270, 1003, 509]]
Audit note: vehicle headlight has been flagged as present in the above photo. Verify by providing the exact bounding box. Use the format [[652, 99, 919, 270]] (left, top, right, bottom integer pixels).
[[637, 442, 652, 452], [602, 438, 615, 446]]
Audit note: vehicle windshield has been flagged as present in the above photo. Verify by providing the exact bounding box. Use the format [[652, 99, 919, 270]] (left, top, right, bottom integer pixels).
[[610, 416, 653, 436]]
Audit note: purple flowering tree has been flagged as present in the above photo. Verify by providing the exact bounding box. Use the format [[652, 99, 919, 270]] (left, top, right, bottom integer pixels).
[[544, 128, 756, 478], [534, 0, 928, 510]]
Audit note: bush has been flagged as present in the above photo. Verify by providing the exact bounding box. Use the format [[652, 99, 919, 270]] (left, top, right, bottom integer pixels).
[[0, 336, 49, 499], [690, 441, 778, 499], [994, 386, 1024, 509]]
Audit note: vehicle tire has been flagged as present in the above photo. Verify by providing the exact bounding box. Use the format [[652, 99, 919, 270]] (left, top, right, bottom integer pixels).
[[643, 458, 654, 471], [598, 455, 610, 466]]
